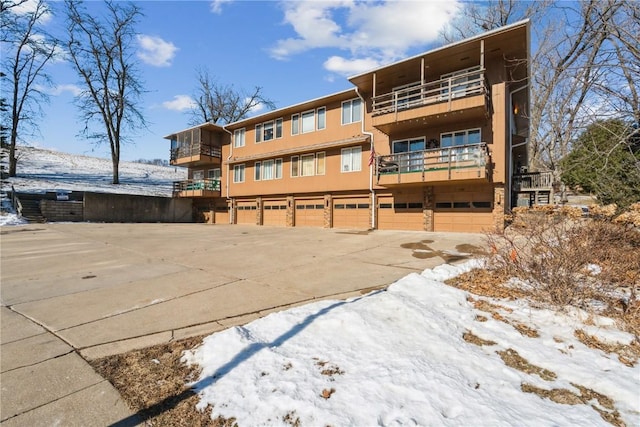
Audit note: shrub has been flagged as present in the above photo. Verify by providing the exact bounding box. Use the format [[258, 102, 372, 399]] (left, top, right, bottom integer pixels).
[[486, 211, 639, 309]]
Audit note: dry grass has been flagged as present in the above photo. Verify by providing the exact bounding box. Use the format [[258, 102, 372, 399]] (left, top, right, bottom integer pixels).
[[90, 335, 236, 426], [462, 330, 497, 347], [497, 348, 557, 381], [574, 329, 640, 367], [521, 383, 624, 427]]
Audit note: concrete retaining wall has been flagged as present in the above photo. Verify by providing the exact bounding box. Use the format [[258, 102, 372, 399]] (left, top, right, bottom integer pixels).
[[83, 192, 193, 223], [40, 200, 84, 222]]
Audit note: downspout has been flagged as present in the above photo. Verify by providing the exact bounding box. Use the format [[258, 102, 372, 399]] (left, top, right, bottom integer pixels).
[[222, 125, 233, 224], [355, 87, 376, 230]]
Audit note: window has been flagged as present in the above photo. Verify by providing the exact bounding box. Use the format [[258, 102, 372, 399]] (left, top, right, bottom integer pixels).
[[291, 153, 322, 177], [255, 124, 262, 143], [301, 110, 315, 133], [341, 146, 362, 172], [193, 170, 204, 180], [208, 168, 221, 180], [393, 137, 426, 172], [275, 158, 283, 179], [262, 159, 274, 180], [441, 128, 481, 161], [254, 161, 261, 181], [233, 164, 245, 183], [291, 114, 299, 135], [233, 128, 245, 148], [316, 107, 326, 130], [301, 154, 315, 176], [263, 121, 274, 141], [316, 152, 325, 175], [255, 119, 283, 142], [342, 98, 362, 124]]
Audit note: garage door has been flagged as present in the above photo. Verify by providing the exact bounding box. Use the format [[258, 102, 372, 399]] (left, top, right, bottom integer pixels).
[[433, 189, 493, 232], [214, 205, 230, 224], [377, 195, 425, 231], [263, 200, 287, 226], [333, 197, 370, 229], [295, 198, 325, 227], [236, 201, 257, 225]]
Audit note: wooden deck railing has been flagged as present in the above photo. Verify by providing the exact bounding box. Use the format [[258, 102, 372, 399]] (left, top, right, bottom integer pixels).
[[512, 172, 554, 191], [372, 68, 486, 116], [375, 143, 490, 180], [173, 179, 221, 194], [170, 144, 221, 162]]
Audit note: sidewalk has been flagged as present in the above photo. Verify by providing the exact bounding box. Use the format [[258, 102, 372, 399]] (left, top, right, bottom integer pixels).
[[1, 223, 485, 425]]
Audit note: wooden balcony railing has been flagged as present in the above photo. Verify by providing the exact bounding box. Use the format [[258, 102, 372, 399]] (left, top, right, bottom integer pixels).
[[173, 179, 221, 194], [512, 172, 554, 191], [170, 144, 221, 162], [376, 143, 490, 184], [372, 68, 486, 116]]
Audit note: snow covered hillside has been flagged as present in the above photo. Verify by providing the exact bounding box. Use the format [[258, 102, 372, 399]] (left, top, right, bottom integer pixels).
[[3, 146, 187, 197]]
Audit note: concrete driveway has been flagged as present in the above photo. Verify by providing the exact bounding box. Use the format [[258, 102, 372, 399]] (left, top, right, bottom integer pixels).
[[1, 223, 486, 425]]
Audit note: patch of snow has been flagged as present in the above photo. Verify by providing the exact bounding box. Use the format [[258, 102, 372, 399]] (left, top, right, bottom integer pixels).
[[586, 264, 602, 275], [182, 260, 639, 426]]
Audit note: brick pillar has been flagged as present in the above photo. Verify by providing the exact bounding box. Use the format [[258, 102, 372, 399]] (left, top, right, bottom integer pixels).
[[324, 194, 333, 228], [230, 198, 237, 224], [256, 197, 263, 225], [286, 196, 295, 227], [492, 185, 505, 231], [423, 186, 434, 231]]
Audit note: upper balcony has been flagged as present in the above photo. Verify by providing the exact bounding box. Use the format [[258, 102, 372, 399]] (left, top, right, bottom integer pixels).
[[375, 142, 491, 186], [173, 178, 221, 198], [170, 144, 222, 167], [512, 171, 554, 192], [370, 68, 488, 134]]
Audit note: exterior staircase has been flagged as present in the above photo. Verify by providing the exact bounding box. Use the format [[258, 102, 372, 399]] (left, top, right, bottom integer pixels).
[[512, 171, 554, 207], [15, 193, 47, 223]]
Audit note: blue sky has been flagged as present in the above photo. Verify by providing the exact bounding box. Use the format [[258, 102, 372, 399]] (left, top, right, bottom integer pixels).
[[13, 0, 463, 161]]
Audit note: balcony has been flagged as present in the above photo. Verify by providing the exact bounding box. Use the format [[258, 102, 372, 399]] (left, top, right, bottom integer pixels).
[[173, 179, 221, 198], [371, 68, 488, 133], [170, 144, 222, 166], [376, 143, 491, 186], [512, 172, 554, 192]]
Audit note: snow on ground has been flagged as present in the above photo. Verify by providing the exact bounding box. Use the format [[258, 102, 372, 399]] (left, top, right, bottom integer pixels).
[[1, 146, 187, 226], [4, 146, 186, 197], [184, 261, 639, 426]]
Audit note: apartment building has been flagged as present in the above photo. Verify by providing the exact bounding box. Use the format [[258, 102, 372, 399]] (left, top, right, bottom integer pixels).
[[164, 20, 531, 232]]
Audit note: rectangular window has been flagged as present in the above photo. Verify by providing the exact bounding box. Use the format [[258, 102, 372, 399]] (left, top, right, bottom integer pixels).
[[262, 159, 274, 180], [301, 110, 315, 133], [316, 152, 325, 175], [233, 164, 245, 183], [263, 121, 274, 141], [275, 158, 283, 179], [291, 155, 299, 177], [441, 128, 482, 161], [301, 154, 315, 176], [341, 146, 362, 172], [291, 114, 299, 135], [342, 99, 362, 125], [254, 161, 261, 181], [316, 107, 326, 130], [208, 168, 221, 179], [255, 124, 262, 143], [193, 170, 204, 180], [233, 128, 245, 148], [276, 118, 283, 138]]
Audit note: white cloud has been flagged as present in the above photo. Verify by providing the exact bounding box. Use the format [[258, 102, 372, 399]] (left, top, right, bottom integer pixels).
[[7, 0, 52, 24], [323, 56, 382, 76], [210, 0, 233, 14], [270, 0, 462, 76], [136, 35, 178, 67], [49, 84, 82, 96], [162, 95, 196, 112]]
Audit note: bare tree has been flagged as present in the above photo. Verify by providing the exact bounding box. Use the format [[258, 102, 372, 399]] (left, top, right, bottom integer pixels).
[[1, 0, 58, 177], [440, 0, 639, 200], [64, 0, 145, 184], [189, 67, 275, 126]]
